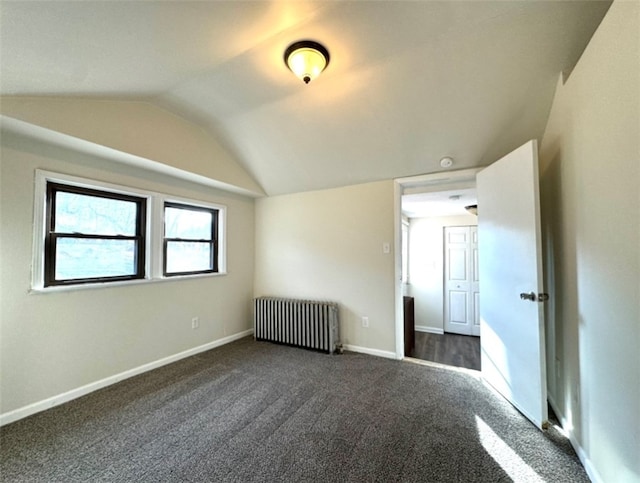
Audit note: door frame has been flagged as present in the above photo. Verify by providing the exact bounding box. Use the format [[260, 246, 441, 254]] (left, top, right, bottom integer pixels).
[[393, 168, 482, 359]]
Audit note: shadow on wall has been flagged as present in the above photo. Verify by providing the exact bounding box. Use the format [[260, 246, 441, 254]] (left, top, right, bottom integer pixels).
[[539, 146, 584, 445]]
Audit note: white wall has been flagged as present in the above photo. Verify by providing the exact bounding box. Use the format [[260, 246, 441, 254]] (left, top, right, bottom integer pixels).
[[254, 181, 396, 356], [408, 214, 477, 333], [0, 130, 256, 417], [538, 2, 639, 482]]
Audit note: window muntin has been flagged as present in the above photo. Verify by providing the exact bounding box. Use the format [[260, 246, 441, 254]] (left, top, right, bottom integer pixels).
[[45, 183, 146, 286], [163, 202, 218, 276]]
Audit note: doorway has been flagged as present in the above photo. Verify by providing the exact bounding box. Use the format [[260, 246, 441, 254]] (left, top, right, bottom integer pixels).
[[395, 141, 548, 430], [397, 170, 482, 371]]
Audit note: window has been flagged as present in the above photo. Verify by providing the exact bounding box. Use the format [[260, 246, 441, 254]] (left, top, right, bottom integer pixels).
[[32, 170, 227, 291], [45, 183, 146, 286], [163, 202, 218, 276]]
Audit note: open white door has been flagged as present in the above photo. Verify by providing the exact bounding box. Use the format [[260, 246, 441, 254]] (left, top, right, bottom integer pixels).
[[477, 140, 548, 429]]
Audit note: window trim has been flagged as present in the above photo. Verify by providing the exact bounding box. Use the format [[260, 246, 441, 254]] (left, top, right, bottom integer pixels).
[[162, 201, 219, 277], [32, 170, 227, 293]]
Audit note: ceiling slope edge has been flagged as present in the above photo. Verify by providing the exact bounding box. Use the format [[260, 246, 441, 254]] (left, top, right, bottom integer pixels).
[[0, 97, 266, 197]]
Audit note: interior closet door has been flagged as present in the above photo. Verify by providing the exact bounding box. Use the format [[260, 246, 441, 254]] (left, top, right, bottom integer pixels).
[[444, 226, 479, 336]]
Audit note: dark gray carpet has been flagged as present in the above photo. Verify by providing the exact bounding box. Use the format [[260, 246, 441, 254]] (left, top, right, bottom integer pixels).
[[1, 337, 587, 482]]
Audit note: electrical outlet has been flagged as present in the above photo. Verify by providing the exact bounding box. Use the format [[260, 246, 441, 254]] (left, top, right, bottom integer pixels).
[[362, 316, 369, 328], [191, 317, 199, 329]]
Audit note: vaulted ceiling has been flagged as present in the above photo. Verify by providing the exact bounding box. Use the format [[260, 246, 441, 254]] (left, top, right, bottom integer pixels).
[[0, 1, 611, 196]]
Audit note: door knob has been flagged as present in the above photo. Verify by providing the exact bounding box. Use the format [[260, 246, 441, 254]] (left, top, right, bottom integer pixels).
[[520, 292, 549, 302]]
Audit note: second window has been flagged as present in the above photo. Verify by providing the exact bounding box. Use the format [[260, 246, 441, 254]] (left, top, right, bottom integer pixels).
[[163, 202, 218, 276]]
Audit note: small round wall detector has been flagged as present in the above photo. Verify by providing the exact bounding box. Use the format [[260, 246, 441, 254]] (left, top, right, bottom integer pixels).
[[440, 157, 454, 168]]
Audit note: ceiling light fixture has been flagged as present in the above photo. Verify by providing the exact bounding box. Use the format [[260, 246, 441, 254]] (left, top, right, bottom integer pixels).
[[284, 40, 330, 84]]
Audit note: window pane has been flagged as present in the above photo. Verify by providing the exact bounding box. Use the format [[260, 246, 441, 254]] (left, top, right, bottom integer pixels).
[[165, 207, 212, 240], [166, 242, 212, 273], [55, 238, 137, 280], [55, 191, 138, 236]]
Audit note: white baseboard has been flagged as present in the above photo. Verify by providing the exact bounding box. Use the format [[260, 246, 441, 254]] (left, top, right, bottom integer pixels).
[[582, 452, 604, 483], [342, 344, 397, 360], [0, 329, 254, 427], [548, 395, 603, 483], [415, 325, 444, 334]]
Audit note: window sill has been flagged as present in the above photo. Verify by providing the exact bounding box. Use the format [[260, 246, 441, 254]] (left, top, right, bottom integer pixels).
[[29, 271, 228, 295]]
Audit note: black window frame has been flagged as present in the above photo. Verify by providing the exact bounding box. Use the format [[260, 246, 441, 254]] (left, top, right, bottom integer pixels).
[[163, 201, 219, 277], [44, 182, 147, 287]]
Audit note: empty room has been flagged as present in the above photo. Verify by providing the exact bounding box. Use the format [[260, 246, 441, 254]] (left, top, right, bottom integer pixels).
[[0, 1, 638, 482]]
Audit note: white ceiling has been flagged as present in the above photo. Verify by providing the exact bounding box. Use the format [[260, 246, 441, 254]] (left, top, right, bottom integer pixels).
[[403, 188, 477, 218], [0, 1, 611, 196]]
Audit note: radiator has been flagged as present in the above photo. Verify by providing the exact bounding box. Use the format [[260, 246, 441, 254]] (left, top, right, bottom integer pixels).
[[253, 297, 339, 354]]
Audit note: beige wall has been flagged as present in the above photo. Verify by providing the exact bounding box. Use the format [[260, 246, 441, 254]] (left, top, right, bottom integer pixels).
[[0, 97, 264, 196], [538, 2, 639, 481], [408, 214, 477, 332], [0, 130, 256, 415], [254, 181, 396, 355]]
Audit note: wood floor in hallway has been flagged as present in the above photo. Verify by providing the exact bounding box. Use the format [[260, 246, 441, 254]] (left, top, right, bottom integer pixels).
[[409, 331, 481, 370]]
